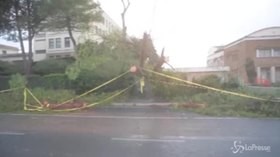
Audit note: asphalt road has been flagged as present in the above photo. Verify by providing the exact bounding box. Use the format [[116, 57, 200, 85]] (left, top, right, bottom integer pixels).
[[0, 106, 280, 157]]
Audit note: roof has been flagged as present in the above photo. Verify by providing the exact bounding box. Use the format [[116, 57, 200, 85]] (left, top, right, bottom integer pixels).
[[225, 26, 280, 49], [0, 43, 19, 51], [0, 53, 26, 58]]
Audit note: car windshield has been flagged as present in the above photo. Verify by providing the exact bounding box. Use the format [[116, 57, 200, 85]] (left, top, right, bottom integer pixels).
[[0, 0, 279, 157]]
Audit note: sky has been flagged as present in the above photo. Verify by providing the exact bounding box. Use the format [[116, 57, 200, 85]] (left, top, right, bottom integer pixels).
[[1, 0, 280, 68], [98, 0, 280, 67]]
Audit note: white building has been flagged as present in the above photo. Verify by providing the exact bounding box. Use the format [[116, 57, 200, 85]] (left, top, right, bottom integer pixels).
[[33, 11, 120, 62], [0, 43, 23, 62]]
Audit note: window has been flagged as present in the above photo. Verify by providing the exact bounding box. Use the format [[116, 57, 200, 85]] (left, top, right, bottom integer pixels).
[[260, 67, 271, 80], [55, 38, 61, 48], [49, 39, 54, 49], [256, 49, 272, 58], [35, 50, 46, 54], [65, 37, 71, 48], [273, 48, 280, 57], [2, 50, 7, 55]]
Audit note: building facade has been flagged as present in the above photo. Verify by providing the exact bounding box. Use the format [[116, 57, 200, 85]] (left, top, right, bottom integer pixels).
[[207, 27, 280, 84], [0, 43, 23, 62], [33, 11, 120, 62]]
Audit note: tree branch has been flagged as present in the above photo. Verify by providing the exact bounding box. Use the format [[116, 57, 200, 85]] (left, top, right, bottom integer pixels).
[[121, 0, 130, 39]]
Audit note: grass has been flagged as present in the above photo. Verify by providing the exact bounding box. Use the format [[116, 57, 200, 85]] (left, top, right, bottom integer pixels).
[[171, 88, 280, 118], [0, 87, 128, 112]]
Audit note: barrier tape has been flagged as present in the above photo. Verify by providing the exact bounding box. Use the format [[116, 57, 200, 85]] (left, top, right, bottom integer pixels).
[[25, 88, 44, 107], [24, 82, 136, 112], [23, 70, 131, 112], [23, 88, 27, 110], [0, 87, 24, 94], [23, 88, 44, 111], [144, 68, 273, 102], [56, 70, 130, 107], [51, 82, 136, 112]]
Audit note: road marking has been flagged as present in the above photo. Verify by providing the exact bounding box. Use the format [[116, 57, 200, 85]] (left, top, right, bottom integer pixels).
[[1, 113, 190, 120], [0, 132, 25, 136], [193, 117, 241, 120], [1, 113, 280, 120], [112, 137, 185, 143]]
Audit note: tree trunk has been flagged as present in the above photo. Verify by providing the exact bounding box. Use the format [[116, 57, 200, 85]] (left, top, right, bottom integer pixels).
[[14, 0, 28, 76], [121, 12, 127, 39], [121, 0, 130, 39], [66, 17, 77, 51], [26, 0, 33, 75]]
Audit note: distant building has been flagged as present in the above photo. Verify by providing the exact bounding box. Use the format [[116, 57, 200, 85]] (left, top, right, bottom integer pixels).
[[207, 27, 280, 84], [33, 10, 120, 62], [172, 67, 230, 82], [0, 43, 23, 62]]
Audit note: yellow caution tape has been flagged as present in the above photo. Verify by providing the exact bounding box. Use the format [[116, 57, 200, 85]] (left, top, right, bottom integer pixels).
[[148, 78, 204, 89], [144, 68, 271, 102], [23, 88, 44, 111], [23, 71, 132, 112], [140, 77, 145, 94], [56, 70, 130, 107], [0, 87, 24, 94], [47, 82, 136, 112], [25, 88, 44, 107], [23, 88, 27, 110]]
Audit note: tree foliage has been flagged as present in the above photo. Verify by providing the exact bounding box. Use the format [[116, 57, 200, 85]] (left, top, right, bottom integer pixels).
[[45, 0, 103, 49], [245, 58, 257, 84], [0, 0, 51, 75], [66, 32, 138, 80]]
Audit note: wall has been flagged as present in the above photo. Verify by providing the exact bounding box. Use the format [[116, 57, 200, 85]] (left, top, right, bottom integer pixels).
[[224, 41, 247, 83], [184, 71, 229, 82], [223, 39, 280, 83], [0, 45, 21, 62]]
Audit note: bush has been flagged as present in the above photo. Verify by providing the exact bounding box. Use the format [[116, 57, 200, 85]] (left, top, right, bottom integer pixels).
[[272, 82, 280, 87], [0, 92, 23, 112], [32, 58, 74, 75], [0, 76, 10, 90], [0, 61, 20, 75], [28, 74, 70, 90], [184, 91, 280, 117], [194, 75, 222, 89], [9, 73, 27, 89], [149, 71, 202, 100], [222, 76, 240, 89], [27, 88, 76, 104]]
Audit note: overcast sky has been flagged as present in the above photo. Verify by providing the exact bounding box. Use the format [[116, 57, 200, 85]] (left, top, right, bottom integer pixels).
[[99, 0, 280, 67]]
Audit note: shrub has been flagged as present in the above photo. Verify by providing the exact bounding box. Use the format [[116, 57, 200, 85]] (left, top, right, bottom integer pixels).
[[32, 58, 74, 75], [27, 88, 76, 104], [194, 75, 222, 88], [0, 92, 23, 112], [9, 73, 27, 89], [0, 61, 20, 75], [0, 76, 10, 90], [222, 76, 240, 89], [28, 74, 70, 90], [149, 71, 202, 100]]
